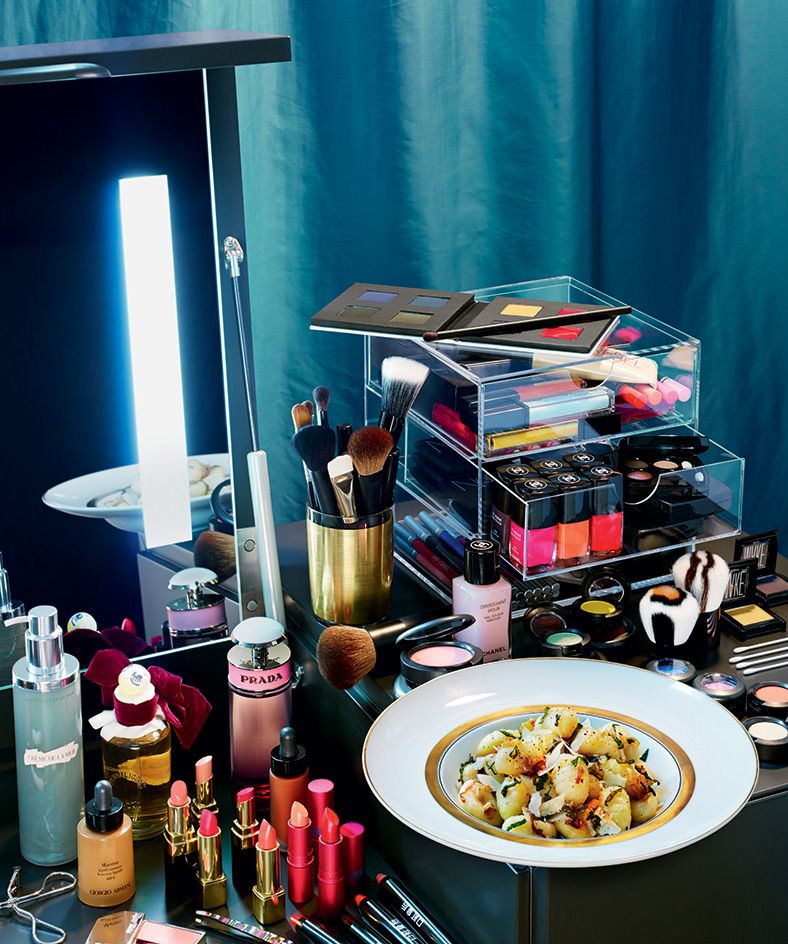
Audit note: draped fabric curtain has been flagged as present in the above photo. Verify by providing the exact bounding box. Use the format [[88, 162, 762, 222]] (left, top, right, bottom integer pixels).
[[4, 1, 786, 531]]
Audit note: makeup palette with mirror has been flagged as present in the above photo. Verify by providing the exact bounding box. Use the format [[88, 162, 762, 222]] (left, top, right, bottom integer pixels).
[[720, 557, 786, 640], [734, 531, 788, 608]]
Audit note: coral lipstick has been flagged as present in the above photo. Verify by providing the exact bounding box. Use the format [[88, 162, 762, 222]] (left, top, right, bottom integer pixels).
[[287, 801, 315, 906], [192, 755, 219, 820], [252, 820, 285, 925], [163, 780, 197, 901], [317, 808, 344, 921]]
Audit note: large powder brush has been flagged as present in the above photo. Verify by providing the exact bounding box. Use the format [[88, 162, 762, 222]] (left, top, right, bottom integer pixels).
[[672, 551, 730, 612], [639, 585, 700, 650], [348, 426, 394, 515], [316, 625, 377, 689]]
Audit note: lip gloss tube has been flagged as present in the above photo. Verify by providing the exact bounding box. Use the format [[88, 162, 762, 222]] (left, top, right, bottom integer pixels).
[[197, 809, 227, 909], [192, 755, 219, 821], [287, 801, 315, 906], [376, 873, 453, 944], [307, 779, 334, 841], [317, 808, 344, 921], [252, 820, 285, 925], [355, 895, 424, 944], [231, 786, 259, 893], [550, 472, 591, 568], [163, 780, 197, 902]]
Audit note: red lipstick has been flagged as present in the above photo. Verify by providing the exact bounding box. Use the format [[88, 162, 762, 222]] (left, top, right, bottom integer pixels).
[[196, 809, 226, 909], [340, 821, 365, 886], [287, 800, 314, 906], [317, 808, 344, 921]]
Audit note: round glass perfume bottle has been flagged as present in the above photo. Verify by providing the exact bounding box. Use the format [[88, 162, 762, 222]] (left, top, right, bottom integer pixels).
[[97, 664, 171, 840]]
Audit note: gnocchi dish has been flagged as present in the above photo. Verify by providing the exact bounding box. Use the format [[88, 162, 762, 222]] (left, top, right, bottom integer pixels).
[[456, 706, 661, 840]]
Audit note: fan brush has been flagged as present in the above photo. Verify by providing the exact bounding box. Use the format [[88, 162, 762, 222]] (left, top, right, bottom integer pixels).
[[348, 426, 394, 515], [292, 424, 339, 515], [378, 357, 429, 445]]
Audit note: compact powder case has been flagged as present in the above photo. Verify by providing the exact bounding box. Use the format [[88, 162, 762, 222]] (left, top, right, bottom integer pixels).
[[575, 569, 634, 650], [734, 530, 788, 608], [748, 680, 788, 720], [526, 604, 568, 638], [692, 671, 747, 717], [646, 657, 696, 684], [535, 629, 592, 658], [744, 716, 788, 765], [393, 614, 482, 697], [720, 557, 786, 641]]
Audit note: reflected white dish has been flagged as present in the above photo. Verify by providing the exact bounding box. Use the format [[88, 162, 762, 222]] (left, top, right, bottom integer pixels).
[[42, 453, 229, 535], [363, 658, 757, 868]]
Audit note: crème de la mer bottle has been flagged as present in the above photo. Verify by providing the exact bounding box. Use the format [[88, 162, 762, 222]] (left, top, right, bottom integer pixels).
[[452, 539, 512, 662], [12, 605, 84, 865]]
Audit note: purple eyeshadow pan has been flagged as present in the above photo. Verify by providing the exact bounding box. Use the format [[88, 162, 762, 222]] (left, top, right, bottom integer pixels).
[[359, 290, 397, 303]]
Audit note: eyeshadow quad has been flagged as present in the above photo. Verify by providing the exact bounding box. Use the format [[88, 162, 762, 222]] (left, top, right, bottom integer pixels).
[[311, 283, 620, 353], [734, 530, 788, 607]]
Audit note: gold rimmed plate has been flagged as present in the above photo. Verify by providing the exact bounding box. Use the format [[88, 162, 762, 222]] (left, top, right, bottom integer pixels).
[[363, 659, 757, 867]]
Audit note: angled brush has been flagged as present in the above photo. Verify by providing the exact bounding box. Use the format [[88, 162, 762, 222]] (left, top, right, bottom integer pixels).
[[292, 424, 339, 515], [313, 386, 330, 427], [378, 357, 429, 445], [348, 426, 394, 515]]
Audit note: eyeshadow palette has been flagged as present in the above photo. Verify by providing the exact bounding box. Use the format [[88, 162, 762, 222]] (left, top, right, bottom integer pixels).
[[734, 530, 788, 607], [720, 557, 786, 641]]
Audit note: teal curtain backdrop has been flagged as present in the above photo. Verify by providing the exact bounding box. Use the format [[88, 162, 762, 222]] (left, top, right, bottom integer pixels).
[[3, 1, 786, 532]]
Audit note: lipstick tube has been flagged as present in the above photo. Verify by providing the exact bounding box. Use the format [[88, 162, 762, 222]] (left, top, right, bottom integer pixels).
[[307, 779, 334, 841], [376, 873, 454, 944], [197, 810, 227, 909], [163, 781, 198, 901], [317, 808, 344, 922], [340, 822, 365, 886], [356, 895, 425, 944], [287, 802, 315, 906], [252, 822, 285, 926], [231, 786, 259, 893], [192, 755, 219, 821]]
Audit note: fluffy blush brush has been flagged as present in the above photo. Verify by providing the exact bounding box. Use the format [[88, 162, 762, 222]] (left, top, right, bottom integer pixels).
[[639, 585, 700, 654], [292, 424, 339, 516], [316, 625, 377, 689], [378, 357, 429, 446], [348, 426, 394, 515], [672, 550, 730, 649], [193, 530, 237, 581]]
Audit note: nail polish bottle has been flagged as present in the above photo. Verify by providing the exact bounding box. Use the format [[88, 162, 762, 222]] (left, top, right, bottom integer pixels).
[[78, 780, 135, 906], [586, 465, 624, 558], [513, 478, 559, 575], [550, 472, 592, 567], [269, 727, 309, 844], [491, 465, 535, 553], [452, 539, 512, 662]]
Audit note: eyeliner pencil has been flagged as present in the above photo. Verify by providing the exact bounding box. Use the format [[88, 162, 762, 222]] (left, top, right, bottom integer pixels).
[[423, 305, 631, 342]]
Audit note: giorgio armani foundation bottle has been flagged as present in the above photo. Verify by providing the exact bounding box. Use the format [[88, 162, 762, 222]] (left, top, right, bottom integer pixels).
[[78, 780, 135, 906]]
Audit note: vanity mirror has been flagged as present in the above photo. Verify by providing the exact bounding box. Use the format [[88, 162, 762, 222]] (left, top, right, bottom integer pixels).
[[0, 32, 291, 680]]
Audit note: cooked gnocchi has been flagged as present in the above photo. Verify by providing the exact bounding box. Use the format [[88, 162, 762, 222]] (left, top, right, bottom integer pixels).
[[456, 707, 661, 841]]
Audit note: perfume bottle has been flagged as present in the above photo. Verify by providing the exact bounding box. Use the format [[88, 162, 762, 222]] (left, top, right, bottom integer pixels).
[[164, 567, 228, 649], [227, 618, 292, 802], [0, 553, 27, 685], [94, 664, 171, 840], [12, 605, 84, 865], [77, 780, 135, 906]]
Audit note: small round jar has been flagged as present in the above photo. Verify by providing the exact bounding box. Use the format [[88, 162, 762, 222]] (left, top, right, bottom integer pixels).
[[577, 569, 634, 651], [748, 681, 788, 720], [394, 615, 483, 697], [646, 657, 696, 684], [536, 629, 591, 658], [526, 605, 568, 639], [692, 671, 747, 717], [744, 717, 788, 764]]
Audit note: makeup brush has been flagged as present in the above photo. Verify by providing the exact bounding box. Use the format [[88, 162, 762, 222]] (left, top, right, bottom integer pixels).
[[672, 550, 730, 649], [316, 625, 377, 689], [422, 305, 631, 343], [313, 386, 330, 428], [383, 448, 399, 507], [639, 585, 700, 652], [379, 357, 429, 446], [194, 530, 237, 581], [327, 454, 357, 522], [292, 425, 339, 516], [348, 426, 394, 515], [336, 424, 353, 455], [291, 402, 313, 432]]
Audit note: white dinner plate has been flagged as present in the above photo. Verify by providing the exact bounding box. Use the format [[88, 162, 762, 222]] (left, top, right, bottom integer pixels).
[[363, 658, 758, 867], [42, 453, 228, 534]]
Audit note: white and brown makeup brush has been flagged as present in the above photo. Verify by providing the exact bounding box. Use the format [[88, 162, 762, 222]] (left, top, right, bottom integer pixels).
[[639, 585, 700, 653], [292, 424, 339, 516], [348, 426, 394, 516], [672, 551, 730, 648], [316, 625, 377, 689], [378, 357, 429, 446]]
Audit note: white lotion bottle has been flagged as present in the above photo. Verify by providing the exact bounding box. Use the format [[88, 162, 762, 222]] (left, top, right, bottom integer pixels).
[[452, 539, 512, 662]]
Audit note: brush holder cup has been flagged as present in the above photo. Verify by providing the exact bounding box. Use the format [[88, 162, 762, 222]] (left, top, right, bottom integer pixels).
[[306, 506, 394, 625]]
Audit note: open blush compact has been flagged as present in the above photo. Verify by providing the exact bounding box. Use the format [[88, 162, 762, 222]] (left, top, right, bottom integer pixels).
[[748, 681, 788, 720], [393, 614, 482, 698]]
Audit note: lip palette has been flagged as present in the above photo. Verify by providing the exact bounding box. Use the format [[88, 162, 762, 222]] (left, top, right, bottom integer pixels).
[[734, 531, 788, 607], [720, 557, 786, 640]]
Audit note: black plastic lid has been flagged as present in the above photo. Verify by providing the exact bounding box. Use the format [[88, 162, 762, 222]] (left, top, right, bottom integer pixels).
[[585, 465, 624, 515], [463, 538, 500, 585], [270, 726, 308, 777], [85, 780, 123, 833], [395, 614, 476, 648], [532, 458, 571, 476], [514, 478, 559, 531], [563, 451, 599, 470], [549, 471, 591, 523], [497, 464, 536, 485]]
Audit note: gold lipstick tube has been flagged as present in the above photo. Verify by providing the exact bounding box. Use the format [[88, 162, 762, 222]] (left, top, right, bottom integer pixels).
[[192, 776, 219, 819], [231, 792, 259, 892], [252, 842, 285, 925], [165, 798, 197, 858], [197, 826, 227, 909]]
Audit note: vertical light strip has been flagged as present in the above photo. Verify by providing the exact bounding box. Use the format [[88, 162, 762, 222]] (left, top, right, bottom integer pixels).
[[119, 174, 191, 548]]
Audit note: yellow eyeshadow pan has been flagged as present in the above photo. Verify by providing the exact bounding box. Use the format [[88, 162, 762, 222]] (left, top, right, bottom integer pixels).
[[501, 303, 542, 317], [726, 604, 772, 626], [580, 600, 617, 615]]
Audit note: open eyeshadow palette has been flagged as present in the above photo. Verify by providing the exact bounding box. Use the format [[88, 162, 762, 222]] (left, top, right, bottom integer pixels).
[[720, 556, 786, 640], [311, 282, 620, 353]]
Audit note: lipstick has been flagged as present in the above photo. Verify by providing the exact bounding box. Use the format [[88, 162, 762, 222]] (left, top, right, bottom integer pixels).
[[231, 786, 260, 893], [163, 780, 198, 900], [252, 820, 285, 925], [197, 809, 227, 909], [192, 755, 219, 821], [307, 778, 335, 840], [289, 915, 344, 944], [355, 895, 425, 944], [287, 800, 315, 906], [376, 873, 453, 944], [340, 822, 365, 886], [317, 808, 344, 921]]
